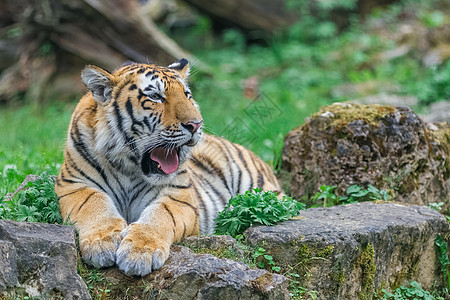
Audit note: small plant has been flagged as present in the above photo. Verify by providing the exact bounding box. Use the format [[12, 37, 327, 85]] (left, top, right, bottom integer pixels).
[[288, 271, 319, 300], [377, 281, 445, 300], [252, 247, 281, 272], [214, 188, 305, 237], [435, 235, 450, 291], [312, 184, 390, 206], [311, 185, 337, 207], [429, 202, 444, 211], [78, 256, 111, 300], [339, 185, 390, 204], [0, 172, 63, 224]]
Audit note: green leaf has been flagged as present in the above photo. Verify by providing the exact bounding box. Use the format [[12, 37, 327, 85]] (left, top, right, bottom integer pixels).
[[350, 190, 369, 198], [367, 185, 379, 194], [214, 188, 304, 237], [346, 185, 361, 194]]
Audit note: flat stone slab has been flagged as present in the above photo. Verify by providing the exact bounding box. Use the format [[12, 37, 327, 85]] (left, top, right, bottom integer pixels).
[[102, 243, 289, 299], [245, 202, 449, 299], [0, 220, 90, 299]]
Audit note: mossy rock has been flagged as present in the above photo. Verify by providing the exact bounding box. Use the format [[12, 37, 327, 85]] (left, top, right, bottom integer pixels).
[[245, 202, 449, 299], [281, 103, 449, 208]]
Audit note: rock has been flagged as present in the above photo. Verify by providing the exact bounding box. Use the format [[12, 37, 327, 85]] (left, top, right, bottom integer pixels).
[[181, 234, 245, 257], [245, 202, 450, 299], [100, 242, 289, 299], [281, 103, 449, 208], [0, 240, 18, 291], [0, 220, 90, 299]]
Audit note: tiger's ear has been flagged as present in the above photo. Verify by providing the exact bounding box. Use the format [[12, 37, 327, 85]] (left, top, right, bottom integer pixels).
[[81, 65, 113, 103], [167, 58, 190, 80]]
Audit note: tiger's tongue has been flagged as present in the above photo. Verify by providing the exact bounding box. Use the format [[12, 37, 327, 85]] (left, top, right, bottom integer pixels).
[[150, 147, 179, 174]]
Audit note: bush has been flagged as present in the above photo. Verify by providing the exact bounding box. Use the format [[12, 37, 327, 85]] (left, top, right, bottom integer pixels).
[[214, 188, 305, 237], [0, 172, 63, 224]]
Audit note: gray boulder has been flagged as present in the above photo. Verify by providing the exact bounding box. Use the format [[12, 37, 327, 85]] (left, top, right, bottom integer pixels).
[[0, 240, 18, 291], [101, 241, 289, 299], [245, 202, 449, 299], [281, 103, 449, 208], [0, 220, 90, 299]]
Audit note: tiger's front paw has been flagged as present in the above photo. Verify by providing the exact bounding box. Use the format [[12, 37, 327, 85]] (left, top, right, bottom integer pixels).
[[79, 219, 127, 268], [116, 223, 171, 276]]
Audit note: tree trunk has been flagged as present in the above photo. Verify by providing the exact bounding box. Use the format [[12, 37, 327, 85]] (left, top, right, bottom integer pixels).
[[182, 0, 297, 34], [0, 0, 196, 103]]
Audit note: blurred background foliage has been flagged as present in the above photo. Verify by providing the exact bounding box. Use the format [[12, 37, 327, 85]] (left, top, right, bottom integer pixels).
[[0, 0, 449, 197]]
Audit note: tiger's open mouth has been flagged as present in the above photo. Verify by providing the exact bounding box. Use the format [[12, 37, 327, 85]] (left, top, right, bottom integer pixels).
[[141, 147, 181, 176]]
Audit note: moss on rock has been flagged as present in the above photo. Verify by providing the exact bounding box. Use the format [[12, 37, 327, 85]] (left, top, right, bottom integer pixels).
[[355, 243, 376, 300], [281, 103, 449, 208], [313, 103, 395, 130]]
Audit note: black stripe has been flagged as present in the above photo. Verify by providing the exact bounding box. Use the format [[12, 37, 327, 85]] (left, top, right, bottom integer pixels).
[[182, 222, 187, 238], [57, 187, 87, 200], [169, 184, 192, 189], [58, 168, 80, 185], [257, 170, 264, 188], [142, 116, 155, 133], [125, 98, 139, 124], [195, 155, 229, 193], [138, 89, 146, 102], [109, 172, 128, 212], [191, 169, 225, 207], [162, 203, 177, 237], [64, 160, 84, 182], [129, 182, 152, 207], [247, 151, 264, 189], [252, 151, 272, 182], [113, 101, 139, 158], [209, 138, 234, 191], [55, 176, 63, 187], [69, 141, 117, 201], [168, 195, 198, 214], [78, 192, 96, 212], [129, 84, 137, 91], [114, 88, 122, 100], [65, 152, 108, 195], [230, 143, 252, 192], [57, 174, 78, 185], [190, 175, 209, 229]]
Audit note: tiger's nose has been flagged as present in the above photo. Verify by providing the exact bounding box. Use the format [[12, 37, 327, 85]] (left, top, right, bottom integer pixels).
[[182, 120, 203, 134]]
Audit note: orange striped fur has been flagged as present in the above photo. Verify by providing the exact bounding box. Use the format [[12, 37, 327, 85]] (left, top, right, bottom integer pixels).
[[55, 59, 282, 276]]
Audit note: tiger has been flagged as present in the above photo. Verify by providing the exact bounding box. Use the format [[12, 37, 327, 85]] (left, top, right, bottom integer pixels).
[[55, 58, 282, 276]]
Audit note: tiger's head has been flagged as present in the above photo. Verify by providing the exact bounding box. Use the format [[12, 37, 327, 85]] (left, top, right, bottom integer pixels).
[[81, 59, 203, 181]]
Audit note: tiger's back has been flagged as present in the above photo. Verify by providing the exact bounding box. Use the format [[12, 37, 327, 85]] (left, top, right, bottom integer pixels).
[[55, 59, 282, 276]]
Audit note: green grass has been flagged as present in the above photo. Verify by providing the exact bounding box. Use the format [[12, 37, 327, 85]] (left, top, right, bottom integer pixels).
[[376, 281, 446, 300], [0, 103, 74, 196]]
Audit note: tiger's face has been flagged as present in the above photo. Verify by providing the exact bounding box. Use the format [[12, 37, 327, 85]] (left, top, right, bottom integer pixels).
[[81, 59, 203, 181]]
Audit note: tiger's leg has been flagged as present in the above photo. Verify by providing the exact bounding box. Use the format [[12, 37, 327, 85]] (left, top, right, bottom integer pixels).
[[116, 189, 199, 276], [56, 179, 127, 268]]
